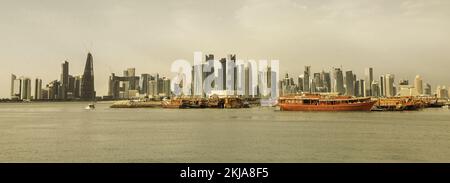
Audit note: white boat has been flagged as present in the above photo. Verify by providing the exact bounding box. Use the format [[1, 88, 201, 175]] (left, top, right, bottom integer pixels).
[[85, 103, 95, 110], [442, 105, 449, 109]]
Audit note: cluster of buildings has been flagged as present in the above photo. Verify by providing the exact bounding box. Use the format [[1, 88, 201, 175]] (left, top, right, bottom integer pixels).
[[280, 66, 448, 99], [106, 68, 171, 99], [10, 53, 96, 101], [7, 52, 450, 101]]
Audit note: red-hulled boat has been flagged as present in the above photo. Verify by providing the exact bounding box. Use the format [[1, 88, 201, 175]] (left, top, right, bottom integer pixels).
[[279, 94, 376, 111]]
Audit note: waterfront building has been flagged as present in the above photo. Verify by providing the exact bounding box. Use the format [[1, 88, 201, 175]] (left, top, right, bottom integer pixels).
[[303, 66, 311, 93], [437, 86, 449, 99], [297, 75, 304, 92], [12, 77, 22, 100], [364, 68, 373, 96], [148, 79, 158, 98], [74, 76, 82, 98], [322, 71, 331, 92], [414, 75, 423, 95], [345, 71, 354, 96], [20, 77, 32, 100], [371, 81, 380, 97], [354, 79, 365, 97], [385, 74, 395, 97], [424, 83, 432, 96], [162, 77, 171, 97], [140, 74, 152, 95], [47, 80, 60, 99], [332, 68, 345, 94], [379, 75, 385, 97], [108, 68, 141, 99], [80, 52, 95, 100], [60, 61, 69, 99], [34, 78, 42, 100], [10, 74, 16, 99]]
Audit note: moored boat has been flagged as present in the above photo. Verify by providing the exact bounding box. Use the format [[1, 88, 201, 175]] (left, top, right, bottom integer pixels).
[[279, 94, 375, 111]]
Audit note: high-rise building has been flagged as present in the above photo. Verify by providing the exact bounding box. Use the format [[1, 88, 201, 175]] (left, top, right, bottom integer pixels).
[[47, 80, 60, 100], [20, 77, 32, 100], [303, 66, 311, 93], [379, 75, 385, 97], [424, 83, 432, 96], [371, 81, 380, 97], [60, 61, 69, 99], [297, 75, 304, 92], [10, 74, 16, 98], [74, 76, 82, 98], [12, 76, 22, 100], [345, 71, 354, 96], [364, 68, 373, 96], [80, 52, 95, 100], [140, 74, 151, 95], [437, 86, 449, 99], [414, 75, 423, 95], [385, 74, 395, 97], [34, 78, 42, 100], [321, 71, 331, 92], [162, 77, 171, 97], [332, 68, 345, 94], [356, 79, 365, 97]]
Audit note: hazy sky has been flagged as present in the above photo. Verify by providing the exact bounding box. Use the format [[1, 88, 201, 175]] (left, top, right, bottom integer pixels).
[[1, 0, 450, 97]]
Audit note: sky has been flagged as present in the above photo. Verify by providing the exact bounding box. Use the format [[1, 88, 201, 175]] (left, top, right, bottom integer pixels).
[[1, 0, 450, 98]]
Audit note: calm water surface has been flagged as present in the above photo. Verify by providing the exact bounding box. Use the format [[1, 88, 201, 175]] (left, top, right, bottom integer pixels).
[[0, 102, 449, 162]]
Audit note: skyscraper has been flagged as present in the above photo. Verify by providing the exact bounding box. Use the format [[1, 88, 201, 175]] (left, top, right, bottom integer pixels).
[[60, 61, 69, 99], [319, 71, 331, 92], [332, 68, 345, 94], [303, 66, 311, 93], [140, 74, 151, 95], [364, 68, 373, 96], [414, 75, 423, 95], [385, 74, 395, 97], [345, 71, 354, 96], [297, 75, 304, 92], [10, 74, 16, 98], [379, 75, 385, 97], [34, 78, 42, 100], [424, 83, 432, 95], [80, 52, 95, 100], [20, 77, 32, 100]]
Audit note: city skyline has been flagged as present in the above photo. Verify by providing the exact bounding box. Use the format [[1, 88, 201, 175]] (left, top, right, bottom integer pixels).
[[7, 51, 449, 100], [2, 0, 450, 98]]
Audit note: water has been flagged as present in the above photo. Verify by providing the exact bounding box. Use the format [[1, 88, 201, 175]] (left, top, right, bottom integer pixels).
[[0, 102, 449, 162]]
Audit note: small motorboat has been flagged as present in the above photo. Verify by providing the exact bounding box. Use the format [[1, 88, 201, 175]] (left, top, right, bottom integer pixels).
[[85, 103, 95, 110], [442, 105, 449, 109]]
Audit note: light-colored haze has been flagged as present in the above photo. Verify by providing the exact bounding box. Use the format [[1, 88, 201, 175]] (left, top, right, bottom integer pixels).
[[1, 0, 449, 98]]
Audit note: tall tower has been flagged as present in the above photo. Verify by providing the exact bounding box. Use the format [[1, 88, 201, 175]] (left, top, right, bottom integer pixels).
[[81, 53, 95, 100], [414, 75, 423, 95], [385, 74, 395, 97], [34, 78, 42, 100], [332, 68, 345, 94], [10, 74, 16, 98], [345, 71, 354, 96], [60, 61, 69, 99], [303, 66, 311, 93], [364, 68, 373, 96]]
